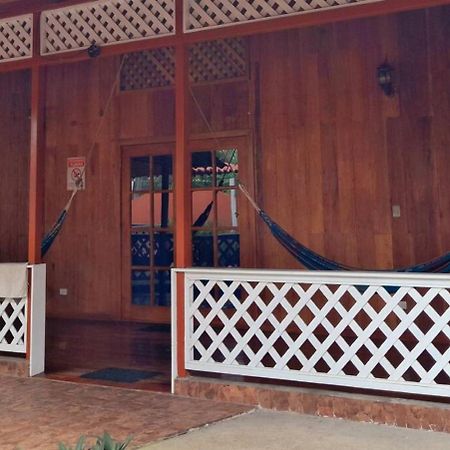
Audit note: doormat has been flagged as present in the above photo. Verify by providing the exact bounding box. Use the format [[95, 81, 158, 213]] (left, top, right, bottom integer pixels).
[[139, 324, 171, 333], [80, 368, 161, 383]]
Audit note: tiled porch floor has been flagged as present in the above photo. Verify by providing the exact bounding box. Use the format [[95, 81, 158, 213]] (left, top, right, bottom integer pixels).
[[0, 375, 251, 450]]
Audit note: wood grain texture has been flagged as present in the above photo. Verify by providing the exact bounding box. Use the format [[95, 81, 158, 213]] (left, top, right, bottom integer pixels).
[[43, 54, 250, 320], [0, 70, 30, 263], [251, 7, 450, 271], [32, 5, 450, 321]]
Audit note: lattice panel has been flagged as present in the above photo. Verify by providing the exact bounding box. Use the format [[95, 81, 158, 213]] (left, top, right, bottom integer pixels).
[[189, 38, 247, 83], [186, 0, 382, 31], [121, 47, 175, 90], [184, 271, 450, 397], [120, 38, 247, 90], [0, 298, 27, 353], [41, 0, 175, 55], [0, 15, 33, 63]]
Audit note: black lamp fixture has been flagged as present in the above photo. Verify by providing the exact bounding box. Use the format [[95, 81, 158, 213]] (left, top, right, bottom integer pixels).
[[87, 42, 101, 58], [377, 62, 395, 97]]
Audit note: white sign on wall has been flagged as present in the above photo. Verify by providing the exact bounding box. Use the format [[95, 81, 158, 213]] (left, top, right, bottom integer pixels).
[[67, 157, 86, 191]]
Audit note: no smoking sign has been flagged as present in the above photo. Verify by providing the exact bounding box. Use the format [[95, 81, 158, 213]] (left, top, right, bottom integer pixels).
[[67, 157, 86, 191]]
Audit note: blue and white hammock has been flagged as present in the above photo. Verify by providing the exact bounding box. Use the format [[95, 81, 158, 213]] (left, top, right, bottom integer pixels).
[[239, 184, 450, 274]]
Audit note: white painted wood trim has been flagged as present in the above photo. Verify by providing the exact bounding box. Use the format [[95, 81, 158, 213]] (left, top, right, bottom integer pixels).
[[171, 269, 178, 394], [178, 268, 450, 398], [29, 264, 46, 377], [184, 0, 385, 33]]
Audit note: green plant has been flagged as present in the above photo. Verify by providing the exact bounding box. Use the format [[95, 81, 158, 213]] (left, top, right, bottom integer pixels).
[[58, 432, 132, 450]]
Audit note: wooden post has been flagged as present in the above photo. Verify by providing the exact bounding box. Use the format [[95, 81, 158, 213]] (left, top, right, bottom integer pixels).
[[28, 12, 46, 265], [174, 0, 191, 379], [28, 64, 46, 264]]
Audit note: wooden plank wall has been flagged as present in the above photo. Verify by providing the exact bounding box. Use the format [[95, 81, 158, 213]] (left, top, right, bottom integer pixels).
[[4, 4, 445, 319], [251, 6, 450, 271], [0, 70, 30, 262], [43, 57, 249, 319]]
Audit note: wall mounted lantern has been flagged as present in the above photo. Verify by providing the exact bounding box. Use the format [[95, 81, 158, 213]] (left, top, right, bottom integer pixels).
[[377, 63, 395, 97]]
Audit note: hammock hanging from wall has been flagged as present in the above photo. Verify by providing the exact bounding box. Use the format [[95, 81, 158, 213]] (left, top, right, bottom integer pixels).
[[238, 184, 450, 274], [41, 53, 127, 258], [41, 192, 76, 257]]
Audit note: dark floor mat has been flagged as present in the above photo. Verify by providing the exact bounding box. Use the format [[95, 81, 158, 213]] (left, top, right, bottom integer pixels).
[[139, 324, 171, 333], [80, 368, 162, 383]]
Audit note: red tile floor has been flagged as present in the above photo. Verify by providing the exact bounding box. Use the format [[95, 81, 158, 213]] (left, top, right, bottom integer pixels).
[[1, 319, 251, 449], [1, 375, 251, 449]]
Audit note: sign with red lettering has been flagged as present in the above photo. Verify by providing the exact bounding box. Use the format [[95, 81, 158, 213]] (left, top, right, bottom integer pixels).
[[67, 157, 86, 191]]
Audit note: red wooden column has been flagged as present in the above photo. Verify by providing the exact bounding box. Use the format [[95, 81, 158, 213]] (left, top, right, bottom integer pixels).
[[28, 64, 46, 264], [174, 0, 191, 379], [28, 12, 46, 264]]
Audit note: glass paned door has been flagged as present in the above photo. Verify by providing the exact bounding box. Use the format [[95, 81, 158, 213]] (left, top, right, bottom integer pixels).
[[122, 146, 173, 323], [191, 148, 240, 268]]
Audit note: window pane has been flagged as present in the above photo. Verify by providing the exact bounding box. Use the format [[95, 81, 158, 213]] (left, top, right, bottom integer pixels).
[[192, 151, 213, 188], [153, 155, 173, 191], [192, 231, 214, 267], [154, 270, 171, 306], [131, 157, 150, 192], [218, 231, 240, 267], [154, 231, 174, 266], [153, 192, 174, 228], [132, 192, 150, 227], [216, 149, 238, 188], [131, 231, 150, 266], [217, 189, 238, 228], [131, 270, 151, 305], [192, 191, 213, 228]]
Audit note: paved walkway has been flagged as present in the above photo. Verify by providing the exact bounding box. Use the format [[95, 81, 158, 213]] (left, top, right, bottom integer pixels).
[[143, 409, 450, 450], [0, 375, 250, 449]]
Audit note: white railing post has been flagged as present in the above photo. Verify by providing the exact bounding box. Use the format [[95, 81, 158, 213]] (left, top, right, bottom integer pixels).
[[28, 264, 46, 376]]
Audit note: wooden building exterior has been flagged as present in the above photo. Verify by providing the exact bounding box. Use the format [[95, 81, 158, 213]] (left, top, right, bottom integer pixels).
[[0, 0, 449, 399]]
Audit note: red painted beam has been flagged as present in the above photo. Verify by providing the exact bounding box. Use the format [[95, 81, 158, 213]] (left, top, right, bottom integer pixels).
[[174, 0, 190, 378], [28, 64, 45, 264], [27, 13, 45, 264]]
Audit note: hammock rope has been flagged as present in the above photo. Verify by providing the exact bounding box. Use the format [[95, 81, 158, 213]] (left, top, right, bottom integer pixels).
[[41, 55, 128, 257], [238, 183, 450, 274]]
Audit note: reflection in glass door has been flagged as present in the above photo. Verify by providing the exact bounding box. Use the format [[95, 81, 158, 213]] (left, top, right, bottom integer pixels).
[[123, 148, 173, 322], [191, 148, 240, 268]]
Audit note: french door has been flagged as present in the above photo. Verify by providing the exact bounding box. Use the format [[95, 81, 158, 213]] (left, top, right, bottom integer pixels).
[[121, 144, 174, 323]]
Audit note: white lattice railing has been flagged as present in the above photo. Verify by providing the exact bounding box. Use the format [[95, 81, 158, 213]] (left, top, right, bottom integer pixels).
[[40, 0, 175, 56], [0, 14, 33, 63], [0, 265, 46, 376], [179, 268, 450, 397], [186, 0, 383, 32], [0, 297, 27, 353]]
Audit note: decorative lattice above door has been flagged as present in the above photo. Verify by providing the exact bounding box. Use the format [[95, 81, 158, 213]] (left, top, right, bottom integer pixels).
[[120, 38, 248, 91]]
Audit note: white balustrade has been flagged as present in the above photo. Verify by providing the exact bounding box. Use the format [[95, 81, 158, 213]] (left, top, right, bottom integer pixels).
[[0, 15, 33, 63], [186, 0, 383, 31], [0, 265, 46, 376], [0, 297, 27, 353], [178, 268, 450, 397]]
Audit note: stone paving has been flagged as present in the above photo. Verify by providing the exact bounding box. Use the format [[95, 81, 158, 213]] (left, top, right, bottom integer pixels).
[[0, 375, 251, 450]]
